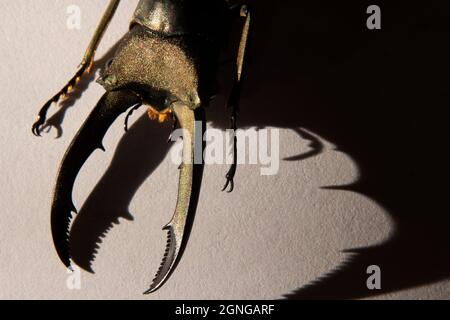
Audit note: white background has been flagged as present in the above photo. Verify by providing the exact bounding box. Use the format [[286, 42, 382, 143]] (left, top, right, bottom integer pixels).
[[0, 0, 448, 299]]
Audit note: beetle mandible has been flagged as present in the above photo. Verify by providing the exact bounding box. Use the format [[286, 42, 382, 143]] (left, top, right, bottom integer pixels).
[[31, 0, 251, 293]]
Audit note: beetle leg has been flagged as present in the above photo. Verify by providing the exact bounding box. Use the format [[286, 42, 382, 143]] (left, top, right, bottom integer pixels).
[[222, 4, 252, 192], [124, 102, 142, 132], [51, 90, 142, 269], [32, 0, 121, 136]]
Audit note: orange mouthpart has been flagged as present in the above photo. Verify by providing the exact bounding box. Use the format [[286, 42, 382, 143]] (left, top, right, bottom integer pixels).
[[147, 106, 172, 123]]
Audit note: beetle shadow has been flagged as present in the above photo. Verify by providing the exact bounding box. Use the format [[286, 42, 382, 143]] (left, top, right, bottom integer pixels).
[[65, 0, 450, 298], [69, 115, 172, 272], [240, 0, 450, 299]]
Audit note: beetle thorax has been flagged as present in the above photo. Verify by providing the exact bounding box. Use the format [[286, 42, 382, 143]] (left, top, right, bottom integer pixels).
[[99, 28, 201, 111]]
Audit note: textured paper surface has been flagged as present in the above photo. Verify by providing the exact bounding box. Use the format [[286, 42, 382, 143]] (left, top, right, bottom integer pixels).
[[0, 0, 448, 299]]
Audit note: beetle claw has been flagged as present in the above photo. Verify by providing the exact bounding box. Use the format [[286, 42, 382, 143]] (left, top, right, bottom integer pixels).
[[223, 178, 234, 193], [221, 175, 234, 193], [222, 163, 236, 193], [50, 90, 142, 269], [32, 99, 55, 136], [144, 103, 204, 294], [32, 119, 43, 137]]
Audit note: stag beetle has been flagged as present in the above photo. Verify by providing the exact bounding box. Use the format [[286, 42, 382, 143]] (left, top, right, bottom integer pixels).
[[31, 0, 251, 293]]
